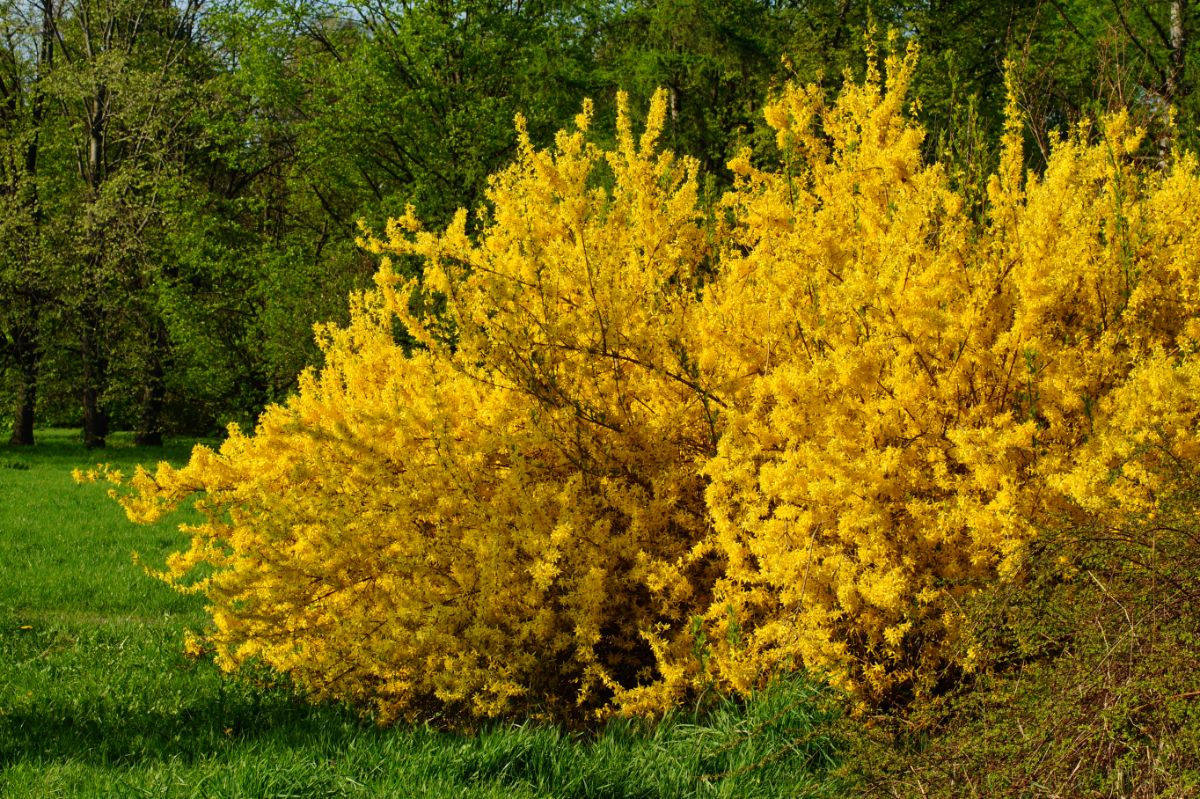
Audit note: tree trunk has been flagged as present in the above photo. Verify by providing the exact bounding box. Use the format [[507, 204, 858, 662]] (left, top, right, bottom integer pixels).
[[134, 321, 167, 446], [11, 390, 36, 446], [1166, 0, 1187, 103], [1154, 0, 1189, 164], [82, 383, 109, 449], [5, 0, 54, 444], [9, 317, 38, 446], [79, 65, 109, 450], [81, 302, 108, 449]]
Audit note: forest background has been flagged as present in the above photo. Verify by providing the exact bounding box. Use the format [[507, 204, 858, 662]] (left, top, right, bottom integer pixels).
[[1, 0, 1196, 447]]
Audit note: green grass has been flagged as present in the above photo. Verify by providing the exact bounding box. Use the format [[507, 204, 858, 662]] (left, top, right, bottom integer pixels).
[[0, 429, 844, 798]]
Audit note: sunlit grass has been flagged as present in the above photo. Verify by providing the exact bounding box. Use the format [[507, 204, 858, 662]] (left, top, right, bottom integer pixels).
[[1, 429, 203, 624]]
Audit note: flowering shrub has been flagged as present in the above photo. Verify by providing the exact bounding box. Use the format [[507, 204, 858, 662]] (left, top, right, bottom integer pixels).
[[97, 48, 1200, 720], [695, 44, 1200, 704], [100, 91, 720, 722]]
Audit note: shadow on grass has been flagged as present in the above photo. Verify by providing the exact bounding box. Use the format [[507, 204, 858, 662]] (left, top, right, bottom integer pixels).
[[0, 670, 377, 767], [2, 659, 843, 799]]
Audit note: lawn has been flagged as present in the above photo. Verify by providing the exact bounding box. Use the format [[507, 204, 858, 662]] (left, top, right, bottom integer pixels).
[[0, 430, 843, 798]]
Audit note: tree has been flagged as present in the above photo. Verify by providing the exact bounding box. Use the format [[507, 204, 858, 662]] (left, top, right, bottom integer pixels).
[[138, 0, 611, 430], [45, 0, 217, 446], [0, 0, 54, 445], [589, 0, 785, 178]]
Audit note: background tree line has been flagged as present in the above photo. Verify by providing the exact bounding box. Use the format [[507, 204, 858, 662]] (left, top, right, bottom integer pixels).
[[2, 0, 1196, 447]]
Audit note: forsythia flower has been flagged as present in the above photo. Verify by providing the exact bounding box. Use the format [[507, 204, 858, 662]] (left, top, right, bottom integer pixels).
[[695, 46, 1200, 705], [110, 89, 718, 722], [103, 50, 1200, 720]]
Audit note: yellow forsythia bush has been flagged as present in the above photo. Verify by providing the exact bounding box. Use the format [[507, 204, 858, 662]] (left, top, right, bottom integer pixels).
[[103, 48, 1200, 720], [695, 44, 1200, 704], [110, 92, 721, 722]]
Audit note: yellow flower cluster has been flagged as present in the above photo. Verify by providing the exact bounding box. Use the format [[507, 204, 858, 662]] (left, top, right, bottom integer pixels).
[[107, 90, 717, 722], [104, 51, 1200, 719], [699, 46, 1200, 704]]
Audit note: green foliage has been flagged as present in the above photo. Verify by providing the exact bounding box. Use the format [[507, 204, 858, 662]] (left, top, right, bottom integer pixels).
[[589, 0, 786, 176], [8, 0, 1200, 444]]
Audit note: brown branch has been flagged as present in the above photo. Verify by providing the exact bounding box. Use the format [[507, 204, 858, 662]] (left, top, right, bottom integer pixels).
[[1108, 0, 1169, 88]]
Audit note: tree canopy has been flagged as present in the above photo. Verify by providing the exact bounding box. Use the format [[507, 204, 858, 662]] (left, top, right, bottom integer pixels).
[[4, 0, 1198, 443]]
